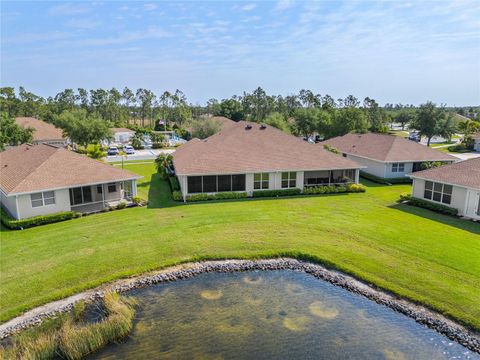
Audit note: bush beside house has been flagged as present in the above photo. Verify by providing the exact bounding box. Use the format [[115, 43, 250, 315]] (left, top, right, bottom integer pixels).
[[397, 194, 458, 216], [0, 208, 80, 230]]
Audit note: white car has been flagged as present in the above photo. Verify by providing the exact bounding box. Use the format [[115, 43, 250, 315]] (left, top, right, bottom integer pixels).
[[124, 145, 135, 155]]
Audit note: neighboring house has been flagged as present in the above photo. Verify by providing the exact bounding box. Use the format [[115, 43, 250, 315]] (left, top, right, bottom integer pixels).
[[111, 128, 135, 144], [320, 133, 456, 181], [408, 158, 480, 220], [173, 122, 363, 201], [15, 117, 66, 147], [0, 144, 142, 220]]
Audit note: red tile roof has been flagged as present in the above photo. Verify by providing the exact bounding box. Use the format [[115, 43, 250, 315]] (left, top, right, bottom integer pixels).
[[173, 122, 362, 175], [15, 117, 65, 141], [320, 133, 456, 162], [409, 157, 480, 189], [0, 144, 141, 195]]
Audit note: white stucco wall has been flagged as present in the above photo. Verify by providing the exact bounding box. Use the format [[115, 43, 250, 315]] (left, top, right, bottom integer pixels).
[[411, 178, 475, 217], [345, 154, 386, 178], [1, 191, 19, 219], [474, 139, 480, 152], [17, 189, 71, 219], [384, 162, 414, 179]]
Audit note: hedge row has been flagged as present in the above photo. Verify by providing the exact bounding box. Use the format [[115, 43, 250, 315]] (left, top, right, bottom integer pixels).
[[0, 208, 80, 230], [303, 183, 366, 195], [172, 191, 248, 202], [360, 171, 412, 184], [398, 194, 458, 216], [252, 188, 302, 197], [168, 176, 180, 191]]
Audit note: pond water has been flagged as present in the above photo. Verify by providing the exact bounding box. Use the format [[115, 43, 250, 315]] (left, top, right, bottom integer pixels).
[[90, 270, 478, 360]]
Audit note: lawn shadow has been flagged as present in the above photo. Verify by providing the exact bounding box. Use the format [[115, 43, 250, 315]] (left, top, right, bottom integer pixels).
[[389, 203, 480, 235], [147, 174, 181, 209]]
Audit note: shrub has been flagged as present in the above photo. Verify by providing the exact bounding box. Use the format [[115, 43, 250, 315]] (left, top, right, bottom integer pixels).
[[400, 196, 458, 216], [116, 201, 127, 210], [360, 171, 412, 184], [303, 184, 364, 195], [447, 144, 471, 153], [397, 193, 412, 202], [168, 176, 180, 191], [0, 208, 80, 230], [323, 144, 340, 154], [252, 188, 302, 198], [132, 196, 142, 205], [172, 191, 183, 201], [346, 183, 366, 193]]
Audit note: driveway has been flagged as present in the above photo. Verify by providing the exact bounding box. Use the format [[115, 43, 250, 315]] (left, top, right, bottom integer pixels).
[[104, 148, 175, 162], [450, 152, 480, 161]]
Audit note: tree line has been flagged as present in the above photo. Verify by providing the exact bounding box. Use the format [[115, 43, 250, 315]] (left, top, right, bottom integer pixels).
[[1, 86, 478, 150]]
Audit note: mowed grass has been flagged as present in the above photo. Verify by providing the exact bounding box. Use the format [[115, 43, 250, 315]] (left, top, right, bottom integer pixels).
[[1, 162, 479, 331]]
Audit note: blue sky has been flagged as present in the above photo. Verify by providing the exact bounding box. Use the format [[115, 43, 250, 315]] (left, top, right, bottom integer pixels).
[[1, 0, 479, 105]]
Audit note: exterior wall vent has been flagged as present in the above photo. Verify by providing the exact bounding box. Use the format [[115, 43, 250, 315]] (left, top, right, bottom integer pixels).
[[245, 124, 253, 130], [260, 124, 267, 130]]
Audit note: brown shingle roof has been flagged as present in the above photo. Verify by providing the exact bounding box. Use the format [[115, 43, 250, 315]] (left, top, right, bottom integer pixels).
[[15, 117, 65, 141], [173, 122, 362, 175], [0, 144, 141, 195], [320, 133, 456, 162], [409, 157, 480, 189]]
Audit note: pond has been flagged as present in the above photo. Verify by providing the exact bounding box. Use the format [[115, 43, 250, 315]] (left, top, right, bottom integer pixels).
[[89, 270, 478, 360]]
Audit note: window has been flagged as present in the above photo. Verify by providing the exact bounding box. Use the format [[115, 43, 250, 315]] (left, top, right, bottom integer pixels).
[[31, 191, 56, 207], [281, 172, 296, 188], [254, 173, 269, 190], [477, 197, 480, 216], [424, 181, 452, 205], [392, 163, 405, 173], [82, 186, 92, 203], [188, 176, 202, 193], [97, 185, 103, 194], [108, 183, 117, 193]]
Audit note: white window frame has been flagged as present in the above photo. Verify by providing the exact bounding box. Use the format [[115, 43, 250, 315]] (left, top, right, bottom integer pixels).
[[281, 172, 297, 189], [254, 173, 269, 190], [31, 191, 56, 208], [424, 181, 452, 205], [392, 162, 405, 173]]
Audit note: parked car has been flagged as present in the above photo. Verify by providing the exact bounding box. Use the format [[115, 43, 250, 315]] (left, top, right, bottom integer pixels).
[[124, 145, 135, 155], [107, 146, 119, 156], [408, 131, 421, 142]]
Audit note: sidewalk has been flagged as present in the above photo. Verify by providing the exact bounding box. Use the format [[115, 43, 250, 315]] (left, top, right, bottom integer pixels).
[[104, 148, 175, 162]]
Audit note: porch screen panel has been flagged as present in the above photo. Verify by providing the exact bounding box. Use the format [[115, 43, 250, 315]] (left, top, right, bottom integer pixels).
[[203, 176, 217, 193], [82, 187, 92, 203], [187, 176, 202, 193], [218, 175, 232, 192], [71, 188, 83, 205], [232, 175, 246, 191]]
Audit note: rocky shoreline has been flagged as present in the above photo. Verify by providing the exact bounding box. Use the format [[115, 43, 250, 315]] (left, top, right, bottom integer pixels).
[[1, 258, 479, 353]]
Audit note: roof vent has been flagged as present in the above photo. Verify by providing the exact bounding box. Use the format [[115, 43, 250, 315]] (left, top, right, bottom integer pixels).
[[245, 124, 252, 130], [260, 124, 267, 130]]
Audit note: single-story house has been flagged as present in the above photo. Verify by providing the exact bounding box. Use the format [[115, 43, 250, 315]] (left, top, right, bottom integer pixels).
[[15, 117, 67, 147], [320, 133, 456, 181], [0, 144, 142, 219], [173, 122, 363, 201], [111, 128, 135, 144], [408, 157, 480, 220]]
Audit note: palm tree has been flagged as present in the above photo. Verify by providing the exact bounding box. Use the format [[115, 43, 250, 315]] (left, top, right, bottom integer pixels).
[[155, 153, 173, 179]]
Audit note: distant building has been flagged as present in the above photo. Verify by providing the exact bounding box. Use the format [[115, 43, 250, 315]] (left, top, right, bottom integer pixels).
[[320, 133, 456, 181], [110, 128, 135, 144], [472, 133, 480, 152], [15, 117, 66, 147]]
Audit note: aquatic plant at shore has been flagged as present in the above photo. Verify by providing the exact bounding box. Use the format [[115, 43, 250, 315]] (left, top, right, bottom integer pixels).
[[0, 293, 136, 360]]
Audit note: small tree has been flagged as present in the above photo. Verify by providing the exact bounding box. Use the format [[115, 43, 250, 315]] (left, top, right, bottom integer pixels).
[[86, 144, 105, 160], [155, 153, 173, 179], [190, 118, 221, 139]]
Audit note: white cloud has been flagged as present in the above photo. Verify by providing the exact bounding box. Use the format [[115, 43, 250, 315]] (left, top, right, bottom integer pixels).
[[65, 18, 99, 30], [274, 0, 294, 11], [240, 3, 257, 11], [49, 3, 91, 16], [144, 3, 158, 11]]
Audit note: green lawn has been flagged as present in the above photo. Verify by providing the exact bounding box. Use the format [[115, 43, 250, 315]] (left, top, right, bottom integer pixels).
[[1, 162, 479, 332]]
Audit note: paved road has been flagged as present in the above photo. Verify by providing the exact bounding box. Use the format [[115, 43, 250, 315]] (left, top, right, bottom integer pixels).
[[104, 148, 175, 162], [450, 152, 480, 161]]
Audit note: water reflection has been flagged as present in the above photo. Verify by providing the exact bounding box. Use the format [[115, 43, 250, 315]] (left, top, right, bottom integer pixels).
[[89, 271, 479, 360]]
